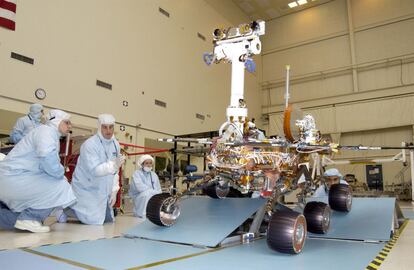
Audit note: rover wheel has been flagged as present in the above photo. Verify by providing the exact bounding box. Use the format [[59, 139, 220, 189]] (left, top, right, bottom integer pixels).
[[303, 201, 331, 234], [203, 183, 230, 199], [329, 184, 352, 212], [146, 193, 181, 226], [267, 211, 307, 254]]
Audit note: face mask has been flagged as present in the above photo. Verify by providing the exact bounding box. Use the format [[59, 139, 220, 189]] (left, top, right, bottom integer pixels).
[[40, 115, 47, 124], [30, 112, 43, 123], [143, 166, 152, 172]]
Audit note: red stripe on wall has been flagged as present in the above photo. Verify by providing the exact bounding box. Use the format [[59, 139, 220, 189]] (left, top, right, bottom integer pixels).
[[0, 17, 15, 30], [0, 0, 16, 13]]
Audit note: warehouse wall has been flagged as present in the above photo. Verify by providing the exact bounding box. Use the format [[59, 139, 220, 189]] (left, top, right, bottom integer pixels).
[[0, 109, 22, 135], [0, 0, 261, 140], [261, 0, 414, 186], [0, 0, 261, 177], [0, 0, 263, 177], [3, 0, 413, 188]]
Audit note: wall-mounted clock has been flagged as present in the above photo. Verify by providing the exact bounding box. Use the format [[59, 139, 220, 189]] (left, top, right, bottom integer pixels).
[[35, 88, 46, 100]]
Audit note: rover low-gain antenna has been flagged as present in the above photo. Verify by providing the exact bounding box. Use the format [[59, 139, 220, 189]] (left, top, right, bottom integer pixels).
[[285, 65, 290, 109]]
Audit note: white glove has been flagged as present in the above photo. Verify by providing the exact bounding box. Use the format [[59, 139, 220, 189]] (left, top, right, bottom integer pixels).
[[95, 156, 125, 178], [95, 161, 117, 177], [251, 191, 261, 198], [110, 174, 120, 207], [115, 155, 126, 169]]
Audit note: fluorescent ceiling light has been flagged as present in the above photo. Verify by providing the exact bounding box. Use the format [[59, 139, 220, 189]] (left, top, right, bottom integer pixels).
[[297, 0, 307, 5], [288, 1, 298, 8]]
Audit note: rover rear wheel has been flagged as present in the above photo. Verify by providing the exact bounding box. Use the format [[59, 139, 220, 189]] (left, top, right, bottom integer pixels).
[[329, 184, 352, 212]]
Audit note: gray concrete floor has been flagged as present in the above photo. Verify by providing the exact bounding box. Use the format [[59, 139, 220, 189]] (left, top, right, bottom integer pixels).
[[0, 212, 143, 250], [379, 200, 414, 270]]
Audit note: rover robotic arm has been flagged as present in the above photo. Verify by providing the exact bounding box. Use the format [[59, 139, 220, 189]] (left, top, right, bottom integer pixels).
[[203, 20, 265, 143]]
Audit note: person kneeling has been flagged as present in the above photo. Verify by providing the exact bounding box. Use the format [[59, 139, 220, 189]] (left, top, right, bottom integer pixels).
[[312, 168, 348, 198], [0, 110, 76, 233], [59, 114, 124, 225], [129, 155, 162, 219]]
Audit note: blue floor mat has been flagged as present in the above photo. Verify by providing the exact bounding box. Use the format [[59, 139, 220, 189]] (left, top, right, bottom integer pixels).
[[125, 196, 266, 247], [151, 238, 385, 270], [0, 249, 84, 270], [28, 237, 385, 270], [402, 208, 414, 219], [308, 197, 395, 241], [16, 197, 393, 270], [31, 237, 209, 270]]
